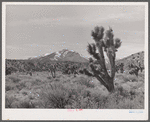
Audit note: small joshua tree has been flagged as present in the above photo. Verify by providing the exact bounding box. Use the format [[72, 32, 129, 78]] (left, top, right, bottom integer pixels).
[[115, 65, 119, 73], [44, 63, 56, 78], [120, 63, 124, 73], [86, 26, 122, 92], [50, 64, 57, 78], [129, 66, 140, 77]]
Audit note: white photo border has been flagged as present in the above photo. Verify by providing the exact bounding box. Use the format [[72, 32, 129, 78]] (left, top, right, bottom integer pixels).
[[2, 2, 149, 120]]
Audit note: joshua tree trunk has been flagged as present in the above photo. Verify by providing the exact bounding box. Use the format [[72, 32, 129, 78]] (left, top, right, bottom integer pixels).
[[50, 65, 56, 78], [94, 73, 114, 92], [86, 26, 122, 93]]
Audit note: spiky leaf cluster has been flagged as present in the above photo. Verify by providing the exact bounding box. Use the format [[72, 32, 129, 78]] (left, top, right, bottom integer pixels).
[[102, 28, 122, 52], [87, 43, 96, 55], [114, 38, 122, 49], [91, 26, 105, 40], [103, 28, 114, 48], [87, 43, 100, 60], [89, 57, 94, 63], [83, 69, 93, 77]]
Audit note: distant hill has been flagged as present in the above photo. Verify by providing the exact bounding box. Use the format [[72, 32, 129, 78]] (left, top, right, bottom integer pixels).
[[115, 51, 144, 70], [6, 50, 144, 73], [28, 49, 89, 63]]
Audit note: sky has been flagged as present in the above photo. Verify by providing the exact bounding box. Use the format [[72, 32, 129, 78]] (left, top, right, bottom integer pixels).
[[5, 4, 145, 60]]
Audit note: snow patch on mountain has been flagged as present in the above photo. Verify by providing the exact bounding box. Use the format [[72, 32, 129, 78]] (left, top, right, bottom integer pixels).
[[53, 52, 61, 60], [62, 50, 69, 57], [44, 53, 50, 56], [29, 49, 88, 62]]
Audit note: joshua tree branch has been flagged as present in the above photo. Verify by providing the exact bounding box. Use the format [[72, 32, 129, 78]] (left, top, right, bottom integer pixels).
[[95, 41, 110, 77], [83, 68, 94, 77], [90, 64, 105, 78], [106, 47, 116, 79]]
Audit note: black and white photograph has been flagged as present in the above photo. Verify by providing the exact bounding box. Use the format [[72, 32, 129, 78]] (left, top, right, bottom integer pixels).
[[2, 2, 148, 120]]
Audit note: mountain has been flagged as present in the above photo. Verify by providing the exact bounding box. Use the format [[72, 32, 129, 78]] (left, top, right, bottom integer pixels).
[[28, 49, 144, 66], [29, 49, 89, 63], [115, 51, 144, 69], [116, 51, 144, 63]]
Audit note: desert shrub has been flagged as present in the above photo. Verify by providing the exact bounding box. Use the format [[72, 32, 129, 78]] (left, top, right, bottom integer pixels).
[[70, 85, 143, 109], [47, 76, 52, 79], [54, 78, 60, 82], [96, 86, 144, 109], [39, 83, 73, 108], [79, 70, 84, 74], [29, 74, 144, 109], [64, 84, 98, 109], [105, 89, 144, 109], [138, 73, 144, 79], [39, 81, 93, 108], [25, 82, 32, 90], [115, 86, 131, 97], [115, 74, 138, 82], [5, 85, 14, 91], [116, 96, 144, 109], [80, 79, 95, 88], [17, 100, 36, 108], [22, 91, 28, 96], [16, 81, 26, 90], [9, 76, 20, 83], [31, 79, 43, 86], [86, 92, 107, 108], [28, 94, 35, 100], [6, 66, 18, 75], [69, 96, 95, 109], [72, 77, 95, 88], [5, 95, 16, 108], [69, 86, 110, 109], [126, 75, 138, 82]]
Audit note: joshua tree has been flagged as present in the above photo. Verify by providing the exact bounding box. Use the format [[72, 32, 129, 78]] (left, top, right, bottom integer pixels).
[[86, 26, 122, 92], [128, 62, 141, 77], [89, 57, 94, 63], [44, 63, 57, 78], [129, 66, 140, 77], [120, 63, 124, 73], [115, 65, 119, 73], [49, 64, 57, 78]]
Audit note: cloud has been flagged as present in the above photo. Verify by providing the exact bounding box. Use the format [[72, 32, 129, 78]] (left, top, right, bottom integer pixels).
[[7, 16, 70, 27], [88, 12, 144, 26]]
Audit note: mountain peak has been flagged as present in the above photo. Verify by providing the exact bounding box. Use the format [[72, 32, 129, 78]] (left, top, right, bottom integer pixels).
[[29, 49, 89, 63]]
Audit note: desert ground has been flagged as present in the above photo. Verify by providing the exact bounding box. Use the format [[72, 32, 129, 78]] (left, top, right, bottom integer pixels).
[[5, 69, 144, 109]]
